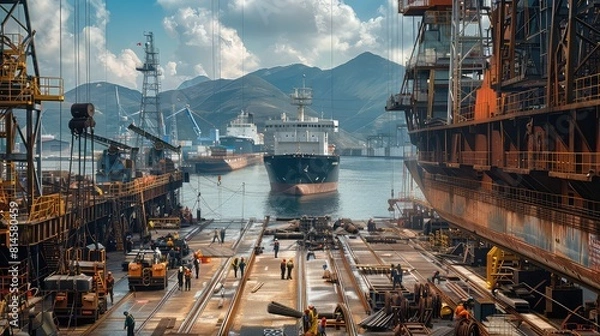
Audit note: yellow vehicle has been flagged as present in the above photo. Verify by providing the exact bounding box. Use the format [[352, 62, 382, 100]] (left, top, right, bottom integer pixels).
[[127, 249, 168, 290], [46, 247, 108, 323]]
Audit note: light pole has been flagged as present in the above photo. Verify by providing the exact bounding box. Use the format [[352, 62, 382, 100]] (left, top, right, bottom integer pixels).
[[241, 182, 246, 222], [196, 176, 201, 222]]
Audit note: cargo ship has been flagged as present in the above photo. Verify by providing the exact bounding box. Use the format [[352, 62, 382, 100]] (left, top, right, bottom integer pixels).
[[187, 111, 264, 173], [387, 0, 600, 294], [264, 81, 339, 195]]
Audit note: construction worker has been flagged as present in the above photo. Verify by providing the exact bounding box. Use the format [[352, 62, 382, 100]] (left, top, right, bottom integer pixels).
[[212, 228, 220, 244], [193, 255, 200, 279], [280, 259, 287, 280], [454, 302, 469, 321], [232, 257, 239, 278], [177, 266, 184, 290], [308, 305, 319, 335], [184, 266, 192, 291], [123, 311, 135, 336], [395, 264, 403, 286], [106, 271, 115, 305], [286, 259, 294, 279], [431, 270, 441, 284], [390, 264, 400, 289], [302, 309, 312, 334], [239, 257, 247, 277], [220, 228, 226, 244], [318, 316, 327, 336], [168, 248, 176, 269], [273, 238, 280, 258]]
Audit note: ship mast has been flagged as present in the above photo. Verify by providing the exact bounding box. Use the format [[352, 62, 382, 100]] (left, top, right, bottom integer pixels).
[[135, 32, 164, 168], [290, 75, 312, 122]]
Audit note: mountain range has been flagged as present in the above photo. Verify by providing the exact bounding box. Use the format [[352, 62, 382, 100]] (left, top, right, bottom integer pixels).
[[40, 52, 405, 149]]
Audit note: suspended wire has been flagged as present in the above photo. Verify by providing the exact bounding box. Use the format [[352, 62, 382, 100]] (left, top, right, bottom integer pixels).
[[330, 0, 333, 120], [74, 0, 79, 101], [86, 0, 91, 100], [188, 181, 246, 217], [241, 0, 245, 109]]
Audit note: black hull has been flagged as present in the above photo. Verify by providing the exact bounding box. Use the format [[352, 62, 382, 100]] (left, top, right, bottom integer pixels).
[[263, 154, 340, 195]]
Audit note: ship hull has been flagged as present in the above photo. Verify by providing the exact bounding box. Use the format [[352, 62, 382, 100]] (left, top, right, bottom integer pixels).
[[189, 153, 263, 174], [405, 159, 600, 292], [263, 154, 339, 195]]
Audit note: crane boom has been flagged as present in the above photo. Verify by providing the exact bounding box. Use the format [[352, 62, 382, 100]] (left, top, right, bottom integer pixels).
[[184, 107, 202, 139], [127, 123, 181, 153], [167, 105, 202, 140], [80, 131, 138, 152]]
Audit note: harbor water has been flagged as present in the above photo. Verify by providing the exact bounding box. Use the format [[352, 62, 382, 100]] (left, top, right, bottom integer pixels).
[[43, 156, 418, 220], [182, 156, 417, 220]]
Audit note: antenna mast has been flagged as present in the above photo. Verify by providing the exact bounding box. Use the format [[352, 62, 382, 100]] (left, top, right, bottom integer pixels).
[[136, 32, 164, 168], [290, 75, 312, 122]]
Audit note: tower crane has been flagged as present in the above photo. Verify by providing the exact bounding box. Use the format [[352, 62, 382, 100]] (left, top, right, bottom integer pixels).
[[135, 32, 164, 169]]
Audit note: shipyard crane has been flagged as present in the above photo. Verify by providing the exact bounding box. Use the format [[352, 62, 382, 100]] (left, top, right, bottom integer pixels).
[[166, 104, 202, 143], [127, 123, 180, 174], [135, 32, 165, 169], [80, 132, 139, 182]]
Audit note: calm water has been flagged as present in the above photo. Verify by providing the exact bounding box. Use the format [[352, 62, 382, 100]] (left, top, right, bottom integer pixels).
[[42, 156, 417, 220], [182, 156, 416, 221]]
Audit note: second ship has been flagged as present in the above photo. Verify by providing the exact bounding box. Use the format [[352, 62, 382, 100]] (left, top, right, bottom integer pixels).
[[264, 81, 340, 195], [186, 111, 264, 173]]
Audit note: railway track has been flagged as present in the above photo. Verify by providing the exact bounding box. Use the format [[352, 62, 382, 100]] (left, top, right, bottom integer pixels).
[[178, 218, 260, 334], [63, 218, 586, 336], [79, 223, 207, 336]]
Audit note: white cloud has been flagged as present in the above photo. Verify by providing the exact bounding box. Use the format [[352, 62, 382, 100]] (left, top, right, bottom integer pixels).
[[224, 0, 388, 68], [28, 0, 142, 92], [162, 5, 259, 82], [23, 0, 410, 92]]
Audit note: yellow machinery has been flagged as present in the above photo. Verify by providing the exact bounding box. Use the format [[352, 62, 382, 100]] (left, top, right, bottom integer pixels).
[[486, 246, 519, 289], [46, 247, 108, 322], [128, 249, 168, 290]]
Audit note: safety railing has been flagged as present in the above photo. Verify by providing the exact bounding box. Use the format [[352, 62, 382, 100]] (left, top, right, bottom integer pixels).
[[498, 88, 546, 116], [100, 171, 181, 198], [28, 194, 66, 222], [418, 149, 599, 176], [574, 73, 600, 103], [460, 151, 488, 166], [505, 151, 600, 176], [424, 174, 600, 231]]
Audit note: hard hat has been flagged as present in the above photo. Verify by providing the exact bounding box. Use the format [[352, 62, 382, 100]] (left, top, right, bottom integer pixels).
[[108, 271, 112, 275]]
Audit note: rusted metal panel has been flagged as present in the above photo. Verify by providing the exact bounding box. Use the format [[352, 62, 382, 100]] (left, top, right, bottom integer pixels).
[[406, 161, 600, 291], [589, 234, 600, 270]]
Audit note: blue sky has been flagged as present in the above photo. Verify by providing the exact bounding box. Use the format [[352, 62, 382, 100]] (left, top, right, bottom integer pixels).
[[29, 0, 411, 91]]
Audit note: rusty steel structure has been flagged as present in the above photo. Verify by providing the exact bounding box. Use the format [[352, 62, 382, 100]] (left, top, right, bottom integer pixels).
[[387, 0, 600, 295], [0, 2, 184, 331]]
